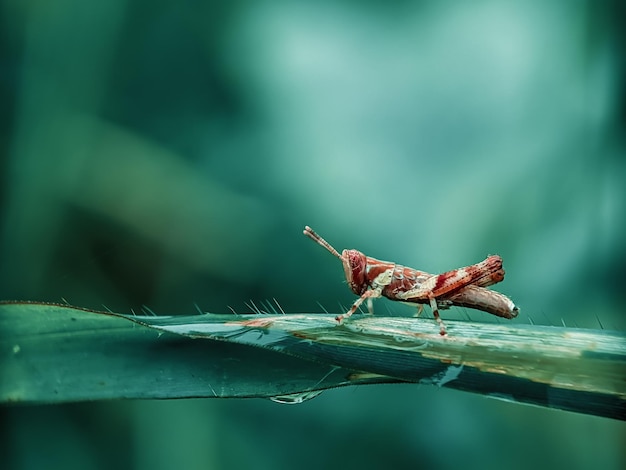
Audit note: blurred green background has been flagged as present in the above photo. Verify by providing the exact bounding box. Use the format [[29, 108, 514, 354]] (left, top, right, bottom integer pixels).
[[1, 0, 624, 469]]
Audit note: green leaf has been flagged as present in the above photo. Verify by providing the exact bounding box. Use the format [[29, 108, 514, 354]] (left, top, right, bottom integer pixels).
[[1, 302, 625, 421], [0, 302, 395, 403]]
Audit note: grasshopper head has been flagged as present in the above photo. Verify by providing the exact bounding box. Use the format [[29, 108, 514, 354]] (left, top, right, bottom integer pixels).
[[303, 226, 368, 296], [341, 249, 368, 296]]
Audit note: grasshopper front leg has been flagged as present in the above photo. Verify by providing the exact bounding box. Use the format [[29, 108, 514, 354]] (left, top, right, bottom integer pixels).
[[337, 266, 395, 323], [336, 289, 382, 323]]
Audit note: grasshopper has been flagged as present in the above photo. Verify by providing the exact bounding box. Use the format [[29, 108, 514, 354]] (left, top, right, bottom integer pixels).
[[303, 226, 518, 335]]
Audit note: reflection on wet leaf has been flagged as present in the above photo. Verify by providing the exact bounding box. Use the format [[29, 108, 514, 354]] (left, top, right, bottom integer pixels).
[[269, 389, 325, 404]]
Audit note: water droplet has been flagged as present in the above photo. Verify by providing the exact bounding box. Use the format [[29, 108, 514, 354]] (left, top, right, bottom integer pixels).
[[268, 390, 324, 404]]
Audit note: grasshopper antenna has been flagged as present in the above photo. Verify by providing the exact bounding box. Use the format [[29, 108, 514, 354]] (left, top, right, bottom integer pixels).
[[303, 226, 342, 259]]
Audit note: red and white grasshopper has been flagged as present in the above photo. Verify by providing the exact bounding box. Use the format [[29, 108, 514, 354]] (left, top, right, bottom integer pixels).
[[303, 226, 518, 335]]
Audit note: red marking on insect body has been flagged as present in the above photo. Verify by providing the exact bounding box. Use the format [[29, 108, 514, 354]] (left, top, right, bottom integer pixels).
[[303, 226, 518, 335], [366, 261, 395, 281], [433, 270, 462, 294], [384, 274, 417, 298]]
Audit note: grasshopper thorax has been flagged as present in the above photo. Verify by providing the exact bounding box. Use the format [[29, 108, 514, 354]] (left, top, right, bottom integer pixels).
[[341, 249, 368, 296]]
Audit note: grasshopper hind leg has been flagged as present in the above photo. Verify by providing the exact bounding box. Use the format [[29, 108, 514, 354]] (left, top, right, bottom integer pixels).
[[429, 297, 447, 336]]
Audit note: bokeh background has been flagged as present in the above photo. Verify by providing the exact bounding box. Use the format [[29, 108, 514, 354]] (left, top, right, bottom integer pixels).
[[1, 0, 625, 469]]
